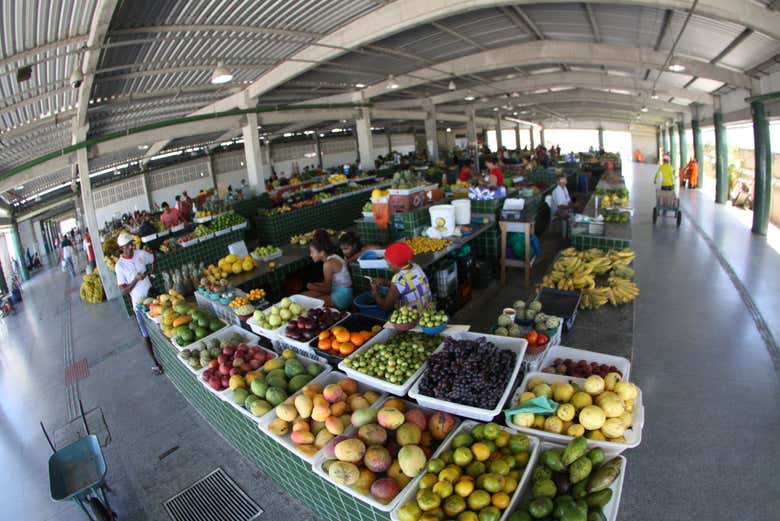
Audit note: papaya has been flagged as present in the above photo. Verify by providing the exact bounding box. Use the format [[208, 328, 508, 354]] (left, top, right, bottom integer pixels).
[[172, 315, 192, 327]]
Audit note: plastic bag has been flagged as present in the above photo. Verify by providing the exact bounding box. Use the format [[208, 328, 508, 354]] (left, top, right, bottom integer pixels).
[[503, 396, 558, 424]]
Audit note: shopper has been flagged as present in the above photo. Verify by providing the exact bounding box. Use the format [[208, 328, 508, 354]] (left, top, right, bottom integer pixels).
[[338, 231, 379, 264], [654, 157, 675, 191], [175, 195, 191, 222], [115, 232, 163, 375], [483, 157, 505, 187], [60, 235, 76, 277], [83, 229, 96, 274], [303, 230, 353, 310], [457, 160, 473, 183], [160, 202, 181, 228], [550, 174, 575, 219], [371, 242, 432, 313]]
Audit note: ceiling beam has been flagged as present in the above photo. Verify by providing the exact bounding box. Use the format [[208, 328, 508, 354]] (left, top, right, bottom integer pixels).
[[108, 24, 322, 42], [95, 63, 272, 82], [710, 28, 753, 64], [0, 35, 88, 73], [583, 3, 602, 43], [430, 21, 487, 51], [644, 9, 673, 81]]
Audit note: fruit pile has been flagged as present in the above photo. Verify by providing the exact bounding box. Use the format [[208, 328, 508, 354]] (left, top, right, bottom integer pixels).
[[548, 248, 638, 310], [146, 289, 184, 318], [211, 211, 245, 231], [195, 210, 212, 219], [396, 422, 532, 521], [317, 325, 382, 357], [251, 297, 306, 330], [511, 437, 623, 521], [176, 233, 197, 245], [419, 309, 448, 329], [252, 245, 281, 258], [390, 306, 419, 326], [594, 187, 630, 207], [542, 358, 623, 379], [511, 374, 639, 443], [322, 399, 457, 505], [79, 273, 104, 304], [179, 330, 252, 371], [418, 336, 517, 410], [283, 307, 348, 343], [247, 288, 266, 301], [163, 303, 224, 346], [193, 224, 212, 237], [343, 332, 441, 385], [403, 237, 451, 255], [228, 297, 249, 309], [265, 377, 380, 457], [362, 201, 373, 212], [290, 228, 336, 246], [328, 173, 347, 184]]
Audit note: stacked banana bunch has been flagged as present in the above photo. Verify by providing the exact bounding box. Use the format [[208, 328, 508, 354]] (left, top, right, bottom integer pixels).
[[608, 248, 635, 265], [607, 276, 640, 305], [610, 263, 635, 280], [542, 255, 596, 291], [580, 287, 612, 309]]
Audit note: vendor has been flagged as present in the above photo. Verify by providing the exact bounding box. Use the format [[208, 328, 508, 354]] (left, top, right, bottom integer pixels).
[[550, 174, 577, 219], [115, 232, 163, 375], [371, 242, 432, 313], [483, 157, 504, 187], [303, 230, 354, 310], [457, 160, 474, 183], [338, 231, 378, 264], [160, 202, 181, 228]]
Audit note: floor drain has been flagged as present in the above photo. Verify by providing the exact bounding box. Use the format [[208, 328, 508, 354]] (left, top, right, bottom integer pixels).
[[164, 468, 263, 521]]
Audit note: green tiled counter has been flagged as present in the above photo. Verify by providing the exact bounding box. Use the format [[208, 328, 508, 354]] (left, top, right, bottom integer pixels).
[[570, 177, 632, 250], [148, 321, 393, 521]]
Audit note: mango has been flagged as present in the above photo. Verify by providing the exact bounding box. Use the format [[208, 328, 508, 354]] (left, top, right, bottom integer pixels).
[[348, 395, 370, 411], [396, 423, 422, 446], [290, 430, 315, 445], [354, 468, 377, 496], [328, 461, 360, 485], [338, 378, 358, 394], [334, 438, 366, 463], [428, 412, 456, 440], [301, 384, 322, 397], [323, 435, 348, 459], [363, 445, 392, 473], [322, 384, 344, 403], [325, 415, 345, 435], [294, 395, 313, 419], [398, 445, 427, 478], [377, 407, 405, 430], [314, 429, 335, 448], [370, 477, 400, 504], [296, 445, 318, 458], [268, 418, 289, 436], [358, 423, 387, 446], [383, 398, 406, 412], [351, 407, 377, 428], [404, 409, 427, 432], [291, 418, 309, 433], [249, 399, 272, 417], [330, 401, 347, 417], [387, 459, 412, 488], [311, 398, 331, 422], [363, 391, 380, 405]]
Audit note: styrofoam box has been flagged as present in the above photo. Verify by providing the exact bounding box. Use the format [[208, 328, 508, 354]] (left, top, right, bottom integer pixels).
[[247, 294, 325, 341], [507, 372, 644, 455], [357, 249, 388, 270], [312, 396, 463, 513], [408, 332, 528, 422], [338, 328, 443, 396], [540, 345, 632, 381], [178, 325, 263, 375], [515, 442, 627, 521], [169, 318, 228, 351], [178, 237, 200, 248], [277, 309, 350, 351], [390, 421, 541, 521], [258, 370, 387, 464]]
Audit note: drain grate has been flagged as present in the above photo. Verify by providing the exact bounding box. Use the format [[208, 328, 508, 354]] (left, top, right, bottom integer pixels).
[[164, 468, 263, 521]]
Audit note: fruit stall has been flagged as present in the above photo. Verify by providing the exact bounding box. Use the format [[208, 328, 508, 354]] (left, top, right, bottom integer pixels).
[[570, 178, 632, 252]]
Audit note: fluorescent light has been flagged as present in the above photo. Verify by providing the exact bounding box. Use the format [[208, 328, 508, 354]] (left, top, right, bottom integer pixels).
[[137, 144, 149, 150], [493, 107, 499, 111], [386, 75, 399, 89], [446, 127, 452, 132], [668, 60, 686, 72], [511, 92, 519, 98], [355, 83, 366, 88], [448, 80, 456, 90], [464, 91, 475, 101], [640, 106, 649, 113], [211, 62, 233, 84], [650, 92, 659, 100]]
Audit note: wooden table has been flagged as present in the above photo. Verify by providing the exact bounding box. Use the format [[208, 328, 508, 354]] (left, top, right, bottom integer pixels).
[[499, 220, 535, 288]]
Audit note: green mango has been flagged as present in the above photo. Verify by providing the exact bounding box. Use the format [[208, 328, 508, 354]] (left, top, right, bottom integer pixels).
[[553, 496, 576, 518], [569, 456, 593, 484], [571, 480, 588, 499], [587, 448, 605, 467], [288, 374, 313, 393], [587, 510, 607, 521], [531, 466, 553, 483], [265, 386, 288, 406], [307, 362, 324, 377], [284, 359, 305, 378], [560, 503, 586, 521], [528, 497, 553, 519], [587, 458, 622, 493], [585, 489, 613, 508], [541, 449, 565, 472], [562, 437, 587, 466], [531, 479, 557, 499]]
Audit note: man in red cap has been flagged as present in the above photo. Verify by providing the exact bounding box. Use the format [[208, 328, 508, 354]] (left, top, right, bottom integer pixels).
[[372, 242, 432, 312]]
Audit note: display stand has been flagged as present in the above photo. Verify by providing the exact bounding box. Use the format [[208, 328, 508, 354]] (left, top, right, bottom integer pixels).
[[499, 221, 535, 288]]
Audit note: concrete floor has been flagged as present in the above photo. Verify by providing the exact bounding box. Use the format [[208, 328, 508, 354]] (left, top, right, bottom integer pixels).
[[2, 162, 779, 520]]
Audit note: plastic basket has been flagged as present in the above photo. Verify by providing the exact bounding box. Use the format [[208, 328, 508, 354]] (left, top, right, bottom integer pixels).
[[307, 314, 386, 366], [538, 345, 632, 380], [507, 371, 644, 455], [246, 294, 325, 341], [534, 288, 582, 332], [389, 421, 541, 521], [408, 332, 527, 422]]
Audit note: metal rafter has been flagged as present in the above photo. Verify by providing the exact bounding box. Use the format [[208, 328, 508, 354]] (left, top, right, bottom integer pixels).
[[108, 24, 322, 42], [430, 21, 487, 51]]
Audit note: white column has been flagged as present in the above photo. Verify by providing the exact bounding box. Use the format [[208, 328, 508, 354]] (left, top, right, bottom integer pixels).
[[353, 92, 374, 167], [423, 100, 439, 162], [515, 124, 521, 151], [75, 125, 118, 300], [466, 108, 479, 172], [495, 116, 503, 150], [241, 110, 266, 193]]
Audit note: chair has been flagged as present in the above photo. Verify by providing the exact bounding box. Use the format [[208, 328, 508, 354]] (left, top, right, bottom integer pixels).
[[545, 195, 569, 239]]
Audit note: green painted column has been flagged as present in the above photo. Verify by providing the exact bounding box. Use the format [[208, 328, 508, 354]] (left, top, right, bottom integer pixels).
[[692, 118, 704, 188], [0, 260, 7, 293], [678, 120, 687, 172], [714, 112, 728, 204], [656, 128, 662, 162], [540, 128, 545, 147], [751, 101, 772, 235], [9, 222, 29, 281], [598, 127, 604, 150], [670, 123, 678, 175], [662, 127, 669, 157]]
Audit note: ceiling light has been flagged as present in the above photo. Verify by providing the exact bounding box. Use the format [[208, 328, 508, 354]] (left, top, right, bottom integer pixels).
[[640, 106, 649, 113], [493, 107, 499, 111], [448, 80, 456, 90], [506, 74, 516, 79], [446, 127, 452, 132], [355, 83, 366, 88], [668, 60, 686, 72], [464, 91, 475, 101], [511, 92, 519, 98], [69, 66, 83, 89], [211, 62, 233, 84], [513, 112, 518, 116], [480, 97, 489, 103], [386, 75, 399, 89], [650, 92, 659, 100], [137, 144, 149, 150]]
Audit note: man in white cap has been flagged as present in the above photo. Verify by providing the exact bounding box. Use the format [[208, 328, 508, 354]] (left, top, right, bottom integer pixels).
[[115, 231, 163, 374]]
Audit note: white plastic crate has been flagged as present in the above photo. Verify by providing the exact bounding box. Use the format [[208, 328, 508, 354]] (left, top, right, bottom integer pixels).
[[408, 332, 527, 422], [246, 294, 325, 341], [389, 421, 541, 521], [506, 372, 644, 455], [170, 319, 228, 351], [539, 345, 631, 380], [276, 309, 350, 351], [257, 370, 386, 464]]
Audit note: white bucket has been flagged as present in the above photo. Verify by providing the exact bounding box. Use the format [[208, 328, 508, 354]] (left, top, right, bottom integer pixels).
[[452, 199, 471, 225], [429, 205, 456, 236]]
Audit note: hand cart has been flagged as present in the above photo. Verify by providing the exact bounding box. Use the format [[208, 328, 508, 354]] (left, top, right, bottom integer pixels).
[[41, 400, 115, 520], [653, 188, 681, 227]]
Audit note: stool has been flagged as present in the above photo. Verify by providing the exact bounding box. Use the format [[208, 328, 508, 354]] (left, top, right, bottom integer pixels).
[[499, 221, 535, 288]]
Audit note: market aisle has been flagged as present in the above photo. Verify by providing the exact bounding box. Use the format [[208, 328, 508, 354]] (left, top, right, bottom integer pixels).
[[620, 162, 780, 520], [0, 268, 319, 520]]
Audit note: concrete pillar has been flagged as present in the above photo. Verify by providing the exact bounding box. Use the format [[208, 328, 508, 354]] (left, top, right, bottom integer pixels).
[[529, 128, 535, 149], [495, 116, 503, 150], [751, 100, 772, 235], [0, 258, 7, 293], [353, 92, 374, 166], [9, 222, 29, 281], [514, 124, 521, 151], [466, 108, 479, 172], [670, 122, 678, 174], [37, 220, 50, 254], [140, 169, 154, 210], [75, 127, 116, 300], [662, 126, 669, 157], [314, 133, 324, 169], [387, 133, 392, 154], [241, 110, 266, 193], [206, 153, 217, 191], [423, 101, 439, 162], [540, 128, 545, 147], [714, 111, 728, 204], [691, 110, 704, 189], [656, 128, 662, 163], [678, 118, 687, 172], [598, 127, 604, 150]]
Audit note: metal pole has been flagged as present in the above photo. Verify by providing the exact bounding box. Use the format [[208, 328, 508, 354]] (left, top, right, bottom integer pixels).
[[495, 115, 503, 150], [662, 126, 669, 157], [529, 128, 535, 149], [540, 128, 545, 148], [751, 100, 772, 235], [691, 116, 703, 189], [514, 124, 521, 151], [714, 111, 728, 204]]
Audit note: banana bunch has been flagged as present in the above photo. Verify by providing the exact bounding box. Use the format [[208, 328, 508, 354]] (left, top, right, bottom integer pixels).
[[585, 256, 613, 275], [79, 274, 105, 304], [560, 247, 579, 258], [580, 287, 611, 309], [608, 248, 635, 266], [544, 260, 596, 291], [554, 255, 587, 273], [581, 248, 606, 261], [611, 264, 635, 280], [607, 276, 639, 305]]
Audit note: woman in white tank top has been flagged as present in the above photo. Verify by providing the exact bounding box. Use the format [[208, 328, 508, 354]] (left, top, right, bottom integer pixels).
[[302, 230, 354, 310]]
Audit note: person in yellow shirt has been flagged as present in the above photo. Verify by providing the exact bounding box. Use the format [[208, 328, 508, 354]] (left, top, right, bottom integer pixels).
[[654, 157, 675, 190]]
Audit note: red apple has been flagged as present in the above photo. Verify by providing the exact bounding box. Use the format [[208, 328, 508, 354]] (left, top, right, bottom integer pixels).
[[249, 359, 262, 370], [223, 346, 235, 356], [217, 354, 228, 364], [219, 364, 231, 376], [229, 367, 241, 376]]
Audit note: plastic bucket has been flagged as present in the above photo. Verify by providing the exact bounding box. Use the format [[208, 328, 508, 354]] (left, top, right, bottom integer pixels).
[[429, 204, 455, 236], [353, 291, 389, 320], [452, 199, 471, 225]]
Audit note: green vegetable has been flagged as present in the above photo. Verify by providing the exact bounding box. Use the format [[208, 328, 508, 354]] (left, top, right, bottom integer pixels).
[[585, 489, 613, 508], [569, 456, 593, 484], [586, 448, 605, 467], [562, 437, 588, 466], [528, 497, 554, 519], [587, 458, 622, 493], [541, 449, 565, 472]]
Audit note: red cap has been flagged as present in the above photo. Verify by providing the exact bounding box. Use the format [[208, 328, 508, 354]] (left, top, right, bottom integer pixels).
[[385, 242, 414, 267]]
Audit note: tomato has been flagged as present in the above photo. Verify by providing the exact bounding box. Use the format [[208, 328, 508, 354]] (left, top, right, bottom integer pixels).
[[536, 333, 549, 346], [525, 330, 538, 346]]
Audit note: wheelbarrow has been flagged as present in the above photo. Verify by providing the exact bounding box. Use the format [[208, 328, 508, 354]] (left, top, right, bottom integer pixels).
[[42, 400, 115, 520]]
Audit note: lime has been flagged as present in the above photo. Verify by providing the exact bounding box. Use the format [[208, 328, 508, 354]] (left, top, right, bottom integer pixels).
[[467, 490, 491, 511], [465, 461, 486, 478], [427, 458, 446, 474], [443, 495, 467, 517], [508, 434, 530, 454], [478, 505, 501, 521], [452, 432, 475, 449], [416, 489, 441, 511], [488, 460, 510, 476], [453, 447, 474, 467], [482, 473, 506, 494], [483, 422, 501, 440], [432, 480, 453, 499]]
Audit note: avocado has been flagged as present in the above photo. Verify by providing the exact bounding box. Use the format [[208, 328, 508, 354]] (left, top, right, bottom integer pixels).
[[288, 374, 313, 393], [541, 449, 565, 472], [284, 359, 305, 378]]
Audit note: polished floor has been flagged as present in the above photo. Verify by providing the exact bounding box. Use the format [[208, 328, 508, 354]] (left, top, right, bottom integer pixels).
[[2, 162, 778, 520]]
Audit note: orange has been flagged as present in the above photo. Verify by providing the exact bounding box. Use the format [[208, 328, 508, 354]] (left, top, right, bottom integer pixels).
[[350, 332, 364, 346], [491, 492, 510, 509], [334, 328, 350, 343], [338, 342, 356, 356], [318, 339, 331, 350], [361, 330, 373, 341], [318, 330, 330, 341], [471, 443, 491, 462]]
